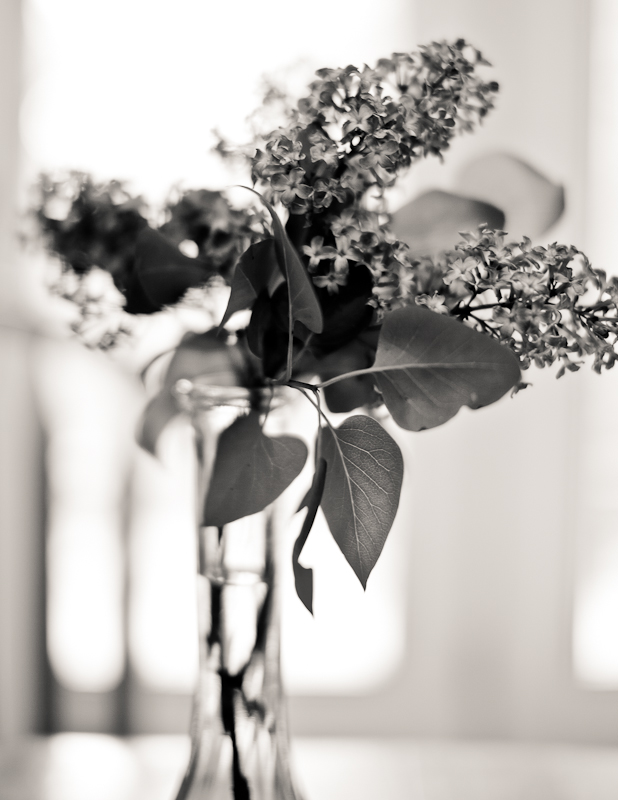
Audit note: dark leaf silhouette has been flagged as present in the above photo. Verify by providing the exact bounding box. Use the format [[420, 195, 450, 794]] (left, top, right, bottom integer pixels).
[[293, 457, 327, 614], [125, 228, 215, 314], [321, 416, 403, 588], [242, 187, 323, 334], [220, 239, 282, 328], [246, 290, 273, 360], [313, 265, 374, 354], [318, 340, 381, 413], [203, 411, 308, 526]]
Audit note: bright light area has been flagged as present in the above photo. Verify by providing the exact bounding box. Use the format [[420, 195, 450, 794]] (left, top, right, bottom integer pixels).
[[38, 343, 139, 692], [128, 418, 199, 691], [43, 734, 139, 800], [24, 0, 415, 695], [23, 0, 415, 202], [278, 400, 409, 694], [573, 516, 618, 687], [572, 0, 618, 688], [272, 397, 406, 695], [47, 513, 125, 692], [281, 503, 408, 694], [572, 367, 618, 687], [585, 0, 618, 272]]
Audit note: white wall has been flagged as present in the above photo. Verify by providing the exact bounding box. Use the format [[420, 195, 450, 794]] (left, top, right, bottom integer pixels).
[[0, 0, 49, 739], [290, 0, 618, 743]]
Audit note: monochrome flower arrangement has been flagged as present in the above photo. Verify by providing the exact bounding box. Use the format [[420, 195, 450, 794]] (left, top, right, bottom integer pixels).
[[33, 40, 618, 612]]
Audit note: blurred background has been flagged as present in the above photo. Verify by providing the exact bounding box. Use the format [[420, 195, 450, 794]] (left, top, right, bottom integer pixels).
[[2, 0, 618, 746]]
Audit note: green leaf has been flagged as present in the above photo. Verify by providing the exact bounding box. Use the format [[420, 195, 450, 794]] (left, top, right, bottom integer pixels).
[[203, 411, 308, 526], [320, 416, 403, 589], [220, 239, 281, 328], [391, 190, 505, 258], [293, 457, 327, 614], [372, 306, 521, 430], [241, 187, 323, 334]]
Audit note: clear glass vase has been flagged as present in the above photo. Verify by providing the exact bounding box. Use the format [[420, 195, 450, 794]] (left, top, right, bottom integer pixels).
[[171, 380, 305, 800]]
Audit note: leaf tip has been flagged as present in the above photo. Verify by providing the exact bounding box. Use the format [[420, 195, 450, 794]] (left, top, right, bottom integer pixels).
[[293, 563, 314, 615]]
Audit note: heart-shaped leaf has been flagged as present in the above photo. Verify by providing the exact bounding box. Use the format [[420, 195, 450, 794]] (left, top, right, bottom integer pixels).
[[391, 190, 505, 257], [372, 306, 521, 430], [220, 239, 282, 328], [241, 187, 323, 334], [203, 411, 308, 526], [320, 416, 403, 588], [293, 457, 327, 614], [125, 228, 215, 314]]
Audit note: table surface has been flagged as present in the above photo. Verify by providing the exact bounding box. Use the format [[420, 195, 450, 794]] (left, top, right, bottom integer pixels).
[[2, 734, 618, 800]]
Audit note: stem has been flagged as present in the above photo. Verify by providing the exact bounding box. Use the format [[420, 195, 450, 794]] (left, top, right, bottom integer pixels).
[[285, 324, 294, 384], [220, 670, 251, 800], [456, 300, 511, 316], [285, 211, 310, 251], [426, 64, 456, 92], [466, 314, 496, 336], [293, 385, 337, 438], [286, 380, 325, 474], [285, 379, 318, 391], [272, 334, 315, 382], [209, 567, 251, 800], [575, 307, 618, 327], [314, 391, 323, 469]]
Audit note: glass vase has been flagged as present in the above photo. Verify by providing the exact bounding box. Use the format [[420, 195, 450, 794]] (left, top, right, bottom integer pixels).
[[172, 380, 304, 800]]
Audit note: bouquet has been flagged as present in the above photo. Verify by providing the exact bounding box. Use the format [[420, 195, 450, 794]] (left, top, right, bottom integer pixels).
[[33, 40, 618, 613]]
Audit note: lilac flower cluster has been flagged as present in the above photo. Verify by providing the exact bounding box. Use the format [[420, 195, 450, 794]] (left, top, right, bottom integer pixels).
[[243, 41, 497, 300], [252, 41, 498, 210], [410, 228, 618, 375], [297, 207, 409, 296], [34, 42, 618, 381]]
